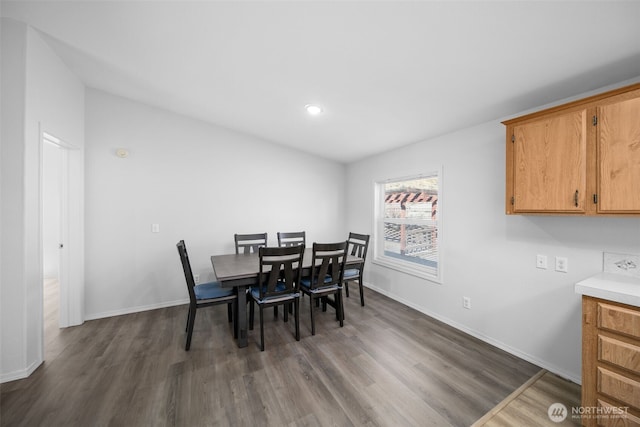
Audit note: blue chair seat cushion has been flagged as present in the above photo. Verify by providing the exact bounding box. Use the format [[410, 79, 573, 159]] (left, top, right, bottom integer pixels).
[[343, 268, 360, 279], [300, 275, 333, 288], [194, 281, 234, 300], [300, 276, 342, 293], [250, 283, 299, 303], [300, 283, 342, 294]]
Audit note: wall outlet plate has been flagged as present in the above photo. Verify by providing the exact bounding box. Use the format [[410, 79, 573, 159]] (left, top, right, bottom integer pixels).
[[604, 252, 640, 278], [536, 254, 548, 269], [463, 296, 471, 309], [555, 256, 568, 273]]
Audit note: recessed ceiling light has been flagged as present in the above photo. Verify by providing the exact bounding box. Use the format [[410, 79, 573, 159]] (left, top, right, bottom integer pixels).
[[305, 104, 323, 115]]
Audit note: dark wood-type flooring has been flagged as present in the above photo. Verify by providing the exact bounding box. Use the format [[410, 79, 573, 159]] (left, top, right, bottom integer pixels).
[[1, 281, 545, 426]]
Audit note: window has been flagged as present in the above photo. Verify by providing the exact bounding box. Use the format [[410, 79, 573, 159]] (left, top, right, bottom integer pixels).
[[373, 171, 441, 282]]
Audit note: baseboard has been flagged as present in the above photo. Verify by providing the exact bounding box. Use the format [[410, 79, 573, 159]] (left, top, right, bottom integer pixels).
[[84, 298, 189, 321], [1, 358, 42, 384], [364, 282, 581, 385]]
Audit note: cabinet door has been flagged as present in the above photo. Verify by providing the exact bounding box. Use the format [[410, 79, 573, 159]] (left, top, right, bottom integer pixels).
[[512, 109, 588, 212], [598, 92, 640, 213]]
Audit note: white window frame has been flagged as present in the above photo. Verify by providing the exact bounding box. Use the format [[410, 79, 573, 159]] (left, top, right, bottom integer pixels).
[[372, 169, 442, 283]]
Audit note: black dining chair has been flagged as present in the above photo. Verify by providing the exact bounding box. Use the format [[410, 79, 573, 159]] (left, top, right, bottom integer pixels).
[[343, 232, 370, 307], [300, 241, 348, 335], [177, 240, 237, 351], [235, 232, 284, 318], [277, 231, 306, 247], [248, 245, 304, 351], [234, 233, 268, 254]]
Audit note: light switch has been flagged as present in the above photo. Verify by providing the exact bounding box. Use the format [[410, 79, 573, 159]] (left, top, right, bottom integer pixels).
[[152, 223, 160, 233]]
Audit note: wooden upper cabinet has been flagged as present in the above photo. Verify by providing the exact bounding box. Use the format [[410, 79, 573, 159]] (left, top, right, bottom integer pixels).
[[512, 109, 587, 213], [504, 83, 640, 216], [598, 89, 640, 213]]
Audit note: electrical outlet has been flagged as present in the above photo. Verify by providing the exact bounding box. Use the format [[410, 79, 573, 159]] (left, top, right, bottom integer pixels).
[[194, 274, 200, 284], [536, 254, 548, 269], [555, 257, 568, 273], [463, 296, 471, 309]]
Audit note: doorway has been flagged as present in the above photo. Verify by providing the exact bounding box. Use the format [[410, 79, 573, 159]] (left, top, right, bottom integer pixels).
[[40, 129, 84, 360], [42, 136, 62, 357]]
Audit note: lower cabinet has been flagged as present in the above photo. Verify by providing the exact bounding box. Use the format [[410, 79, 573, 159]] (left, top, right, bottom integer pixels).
[[582, 296, 640, 426]]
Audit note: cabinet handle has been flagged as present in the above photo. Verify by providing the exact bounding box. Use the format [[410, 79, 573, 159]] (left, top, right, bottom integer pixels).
[[574, 190, 579, 207]]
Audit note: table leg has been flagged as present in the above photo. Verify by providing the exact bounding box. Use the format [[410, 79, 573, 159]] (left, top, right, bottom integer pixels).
[[236, 285, 248, 348]]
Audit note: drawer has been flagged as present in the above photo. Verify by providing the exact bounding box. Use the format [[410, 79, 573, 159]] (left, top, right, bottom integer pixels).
[[597, 399, 640, 427], [598, 303, 640, 339], [600, 335, 640, 375], [598, 366, 640, 410]]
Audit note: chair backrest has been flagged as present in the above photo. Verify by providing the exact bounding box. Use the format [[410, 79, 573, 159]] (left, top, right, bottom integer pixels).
[[234, 233, 268, 254], [277, 231, 306, 247], [177, 240, 197, 304], [347, 232, 370, 269], [257, 245, 304, 299], [309, 241, 348, 290]]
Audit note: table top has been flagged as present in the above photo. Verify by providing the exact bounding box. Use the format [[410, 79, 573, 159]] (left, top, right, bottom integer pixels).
[[211, 247, 362, 283]]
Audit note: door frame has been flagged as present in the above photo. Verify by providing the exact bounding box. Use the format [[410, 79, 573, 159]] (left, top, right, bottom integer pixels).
[[40, 126, 84, 330]]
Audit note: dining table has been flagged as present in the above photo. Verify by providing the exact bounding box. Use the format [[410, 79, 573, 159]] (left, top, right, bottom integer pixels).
[[211, 247, 363, 348]]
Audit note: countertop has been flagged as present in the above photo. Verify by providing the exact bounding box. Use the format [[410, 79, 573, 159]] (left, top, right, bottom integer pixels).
[[575, 272, 640, 307]]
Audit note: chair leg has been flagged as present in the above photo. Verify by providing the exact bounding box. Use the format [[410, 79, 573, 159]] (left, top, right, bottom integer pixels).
[[249, 299, 254, 330], [341, 293, 346, 321], [185, 306, 192, 332], [274, 306, 278, 319], [227, 302, 233, 323], [185, 307, 197, 351], [309, 296, 316, 336], [283, 303, 289, 322], [359, 280, 365, 306], [259, 306, 265, 351], [338, 291, 344, 327], [294, 298, 300, 341], [345, 281, 350, 297]]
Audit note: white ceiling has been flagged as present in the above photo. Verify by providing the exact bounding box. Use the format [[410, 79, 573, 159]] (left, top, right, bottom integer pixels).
[[3, 1, 640, 163]]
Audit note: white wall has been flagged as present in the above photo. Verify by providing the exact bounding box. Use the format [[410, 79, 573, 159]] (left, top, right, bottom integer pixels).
[[84, 89, 346, 319], [0, 19, 84, 382], [1, 17, 28, 383], [346, 102, 640, 383]]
